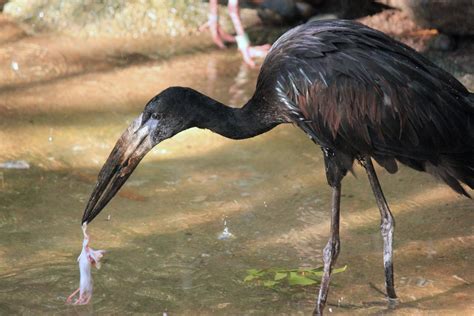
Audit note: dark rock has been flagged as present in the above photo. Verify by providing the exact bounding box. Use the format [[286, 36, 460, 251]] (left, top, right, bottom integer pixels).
[[315, 0, 373, 19], [0, 0, 7, 11], [258, 0, 303, 25], [430, 33, 456, 52], [257, 0, 372, 25], [378, 0, 474, 35]]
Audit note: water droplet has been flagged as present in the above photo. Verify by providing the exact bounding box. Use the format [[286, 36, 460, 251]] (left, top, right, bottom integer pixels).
[[218, 227, 233, 240], [11, 61, 19, 72], [147, 10, 157, 21], [48, 128, 54, 142], [218, 218, 235, 240]]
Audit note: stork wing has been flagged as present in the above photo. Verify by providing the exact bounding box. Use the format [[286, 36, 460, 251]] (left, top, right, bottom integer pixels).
[[258, 20, 474, 194]]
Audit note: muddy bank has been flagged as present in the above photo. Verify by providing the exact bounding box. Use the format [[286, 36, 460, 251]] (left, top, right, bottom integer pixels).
[[2, 5, 472, 93]]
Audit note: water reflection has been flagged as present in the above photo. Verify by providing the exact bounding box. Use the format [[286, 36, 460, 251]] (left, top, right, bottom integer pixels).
[[229, 63, 252, 107]]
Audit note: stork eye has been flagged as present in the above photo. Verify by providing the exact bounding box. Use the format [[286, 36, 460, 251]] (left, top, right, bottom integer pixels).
[[151, 113, 159, 120]]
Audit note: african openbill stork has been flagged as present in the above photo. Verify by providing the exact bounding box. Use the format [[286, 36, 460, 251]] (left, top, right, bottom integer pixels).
[[81, 20, 474, 314]]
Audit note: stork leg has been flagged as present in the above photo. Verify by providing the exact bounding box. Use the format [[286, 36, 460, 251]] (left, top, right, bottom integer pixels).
[[314, 149, 344, 315], [314, 181, 341, 315], [360, 156, 398, 300]]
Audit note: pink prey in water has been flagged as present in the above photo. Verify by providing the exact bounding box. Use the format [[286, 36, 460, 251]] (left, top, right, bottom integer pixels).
[[66, 223, 106, 305]]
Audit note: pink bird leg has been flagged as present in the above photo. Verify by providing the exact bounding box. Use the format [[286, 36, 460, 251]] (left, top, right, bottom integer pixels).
[[200, 0, 270, 67], [67, 223, 105, 305], [228, 0, 270, 67], [199, 0, 235, 48]]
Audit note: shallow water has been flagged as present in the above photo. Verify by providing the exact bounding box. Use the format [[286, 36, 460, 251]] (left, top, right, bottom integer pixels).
[[0, 26, 473, 315]]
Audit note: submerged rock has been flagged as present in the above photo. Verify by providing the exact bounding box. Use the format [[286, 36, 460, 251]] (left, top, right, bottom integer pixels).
[[0, 160, 30, 169]]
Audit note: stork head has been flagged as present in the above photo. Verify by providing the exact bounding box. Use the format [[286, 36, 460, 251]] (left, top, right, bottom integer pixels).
[[81, 87, 196, 224]]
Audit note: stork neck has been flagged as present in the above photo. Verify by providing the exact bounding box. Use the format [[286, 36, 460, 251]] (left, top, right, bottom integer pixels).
[[193, 94, 280, 140]]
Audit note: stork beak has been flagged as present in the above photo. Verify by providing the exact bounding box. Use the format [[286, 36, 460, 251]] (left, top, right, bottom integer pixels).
[[81, 114, 157, 224]]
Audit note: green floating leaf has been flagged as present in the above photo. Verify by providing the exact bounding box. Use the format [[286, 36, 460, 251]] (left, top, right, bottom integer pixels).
[[263, 280, 278, 287], [288, 272, 317, 286], [244, 275, 257, 282], [274, 272, 287, 281], [246, 269, 264, 276], [243, 265, 347, 288], [302, 268, 323, 277], [333, 265, 347, 274]]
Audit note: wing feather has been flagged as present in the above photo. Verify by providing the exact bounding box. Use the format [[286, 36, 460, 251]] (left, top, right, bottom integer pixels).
[[257, 20, 474, 194]]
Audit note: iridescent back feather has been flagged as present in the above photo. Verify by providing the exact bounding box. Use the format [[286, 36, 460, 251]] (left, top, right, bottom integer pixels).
[[255, 20, 474, 195]]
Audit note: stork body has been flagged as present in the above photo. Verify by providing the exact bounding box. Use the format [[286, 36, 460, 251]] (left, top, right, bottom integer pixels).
[[81, 20, 474, 314], [255, 19, 473, 313]]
